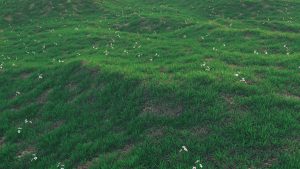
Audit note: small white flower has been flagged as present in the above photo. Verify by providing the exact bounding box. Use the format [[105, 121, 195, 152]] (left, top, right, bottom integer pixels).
[[264, 50, 268, 55], [199, 164, 203, 168], [104, 50, 109, 56], [181, 145, 188, 152], [235, 73, 239, 77], [57, 162, 64, 169], [38, 74, 43, 79], [31, 154, 38, 161], [110, 43, 114, 49], [25, 119, 32, 124], [240, 78, 246, 83], [205, 66, 211, 71], [17, 127, 22, 134], [192, 166, 197, 169]]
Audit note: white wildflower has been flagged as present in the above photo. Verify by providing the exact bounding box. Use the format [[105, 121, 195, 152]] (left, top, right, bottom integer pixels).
[[25, 119, 32, 124], [57, 162, 65, 169], [205, 66, 211, 71], [31, 154, 38, 161], [240, 78, 246, 83], [110, 43, 114, 49], [17, 127, 22, 134], [58, 59, 64, 63], [104, 50, 109, 56], [180, 145, 188, 152]]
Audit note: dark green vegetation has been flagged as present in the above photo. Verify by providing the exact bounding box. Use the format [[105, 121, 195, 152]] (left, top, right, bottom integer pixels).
[[0, 0, 300, 168]]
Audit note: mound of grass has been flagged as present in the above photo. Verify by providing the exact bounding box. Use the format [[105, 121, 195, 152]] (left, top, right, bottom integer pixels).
[[0, 0, 299, 168]]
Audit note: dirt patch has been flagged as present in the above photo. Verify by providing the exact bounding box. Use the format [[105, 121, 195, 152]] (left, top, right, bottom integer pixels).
[[10, 104, 22, 112], [120, 144, 135, 155], [37, 89, 52, 103], [222, 94, 235, 106], [142, 101, 183, 117], [77, 157, 99, 169], [17, 146, 36, 158], [66, 82, 78, 92], [51, 120, 64, 130], [263, 157, 278, 168], [3, 15, 13, 22], [146, 128, 164, 138], [282, 93, 300, 100], [191, 126, 209, 137], [19, 72, 31, 80], [227, 63, 239, 68], [42, 120, 64, 135]]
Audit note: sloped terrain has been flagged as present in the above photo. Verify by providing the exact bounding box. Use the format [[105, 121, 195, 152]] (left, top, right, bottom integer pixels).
[[0, 0, 299, 168]]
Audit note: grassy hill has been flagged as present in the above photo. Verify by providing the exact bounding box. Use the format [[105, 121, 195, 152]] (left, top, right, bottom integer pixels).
[[0, 0, 299, 168]]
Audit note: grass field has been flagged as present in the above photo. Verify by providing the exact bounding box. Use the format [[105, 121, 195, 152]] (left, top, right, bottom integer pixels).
[[0, 0, 300, 168]]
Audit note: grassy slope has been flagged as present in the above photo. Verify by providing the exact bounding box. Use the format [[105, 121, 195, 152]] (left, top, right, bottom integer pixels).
[[0, 0, 299, 168]]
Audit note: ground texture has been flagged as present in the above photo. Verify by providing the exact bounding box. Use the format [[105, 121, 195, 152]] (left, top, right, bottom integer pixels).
[[0, 0, 300, 168]]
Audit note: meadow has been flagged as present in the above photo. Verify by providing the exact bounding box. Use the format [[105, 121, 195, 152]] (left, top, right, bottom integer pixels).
[[0, 0, 299, 168]]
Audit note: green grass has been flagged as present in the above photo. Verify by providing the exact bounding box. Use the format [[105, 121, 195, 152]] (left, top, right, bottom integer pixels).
[[0, 0, 299, 168]]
